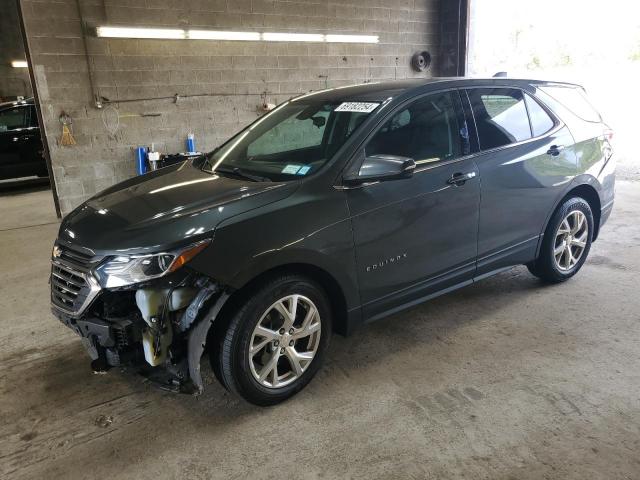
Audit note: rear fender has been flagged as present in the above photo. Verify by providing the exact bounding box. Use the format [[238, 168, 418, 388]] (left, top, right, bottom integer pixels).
[[534, 175, 603, 258]]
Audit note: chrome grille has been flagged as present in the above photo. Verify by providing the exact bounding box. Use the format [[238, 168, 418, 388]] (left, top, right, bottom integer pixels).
[[51, 245, 101, 316], [58, 247, 93, 270]]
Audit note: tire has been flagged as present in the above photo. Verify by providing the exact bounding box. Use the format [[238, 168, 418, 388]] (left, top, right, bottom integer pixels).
[[527, 196, 594, 283], [212, 274, 332, 406]]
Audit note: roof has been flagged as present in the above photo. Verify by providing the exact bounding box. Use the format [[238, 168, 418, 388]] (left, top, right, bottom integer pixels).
[[290, 77, 583, 103], [0, 97, 34, 109]]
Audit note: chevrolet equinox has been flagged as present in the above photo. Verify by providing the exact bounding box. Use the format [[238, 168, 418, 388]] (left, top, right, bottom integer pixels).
[[51, 78, 615, 405]]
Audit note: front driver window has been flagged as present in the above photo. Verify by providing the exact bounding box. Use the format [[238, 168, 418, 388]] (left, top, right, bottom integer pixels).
[[365, 92, 465, 165]]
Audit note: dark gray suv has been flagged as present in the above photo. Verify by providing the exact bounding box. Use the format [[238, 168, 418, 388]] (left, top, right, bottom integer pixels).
[[51, 78, 615, 405]]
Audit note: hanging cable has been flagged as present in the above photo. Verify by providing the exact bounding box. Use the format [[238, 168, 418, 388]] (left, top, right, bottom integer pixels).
[[101, 105, 120, 136]]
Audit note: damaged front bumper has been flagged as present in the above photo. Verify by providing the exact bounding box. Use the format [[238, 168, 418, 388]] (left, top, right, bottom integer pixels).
[[50, 245, 229, 394]]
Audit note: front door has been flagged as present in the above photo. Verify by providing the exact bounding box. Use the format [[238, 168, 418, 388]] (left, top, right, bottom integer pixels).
[[344, 91, 481, 321]]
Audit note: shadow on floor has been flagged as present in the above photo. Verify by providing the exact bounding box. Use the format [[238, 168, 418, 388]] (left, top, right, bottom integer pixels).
[[0, 177, 50, 195]]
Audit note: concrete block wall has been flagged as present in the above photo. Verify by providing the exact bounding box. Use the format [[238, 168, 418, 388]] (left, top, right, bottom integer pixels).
[[1, 0, 33, 99], [20, 0, 441, 215], [0, 66, 32, 100]]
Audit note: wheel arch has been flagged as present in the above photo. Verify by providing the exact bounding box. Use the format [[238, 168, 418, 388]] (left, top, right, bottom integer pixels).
[[538, 183, 602, 249], [564, 183, 602, 241], [216, 262, 352, 338], [535, 182, 602, 260]]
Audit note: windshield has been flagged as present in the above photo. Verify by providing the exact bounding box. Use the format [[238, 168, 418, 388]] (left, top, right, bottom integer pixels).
[[202, 99, 379, 181]]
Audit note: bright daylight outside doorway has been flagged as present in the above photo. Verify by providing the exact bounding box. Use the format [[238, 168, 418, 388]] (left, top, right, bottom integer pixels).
[[468, 0, 640, 180]]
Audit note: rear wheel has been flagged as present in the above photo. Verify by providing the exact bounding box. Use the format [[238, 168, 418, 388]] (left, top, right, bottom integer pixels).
[[527, 196, 594, 283], [213, 274, 331, 406]]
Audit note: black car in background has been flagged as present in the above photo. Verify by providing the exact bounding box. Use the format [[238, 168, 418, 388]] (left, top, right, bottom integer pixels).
[[50, 78, 615, 405], [0, 98, 47, 181]]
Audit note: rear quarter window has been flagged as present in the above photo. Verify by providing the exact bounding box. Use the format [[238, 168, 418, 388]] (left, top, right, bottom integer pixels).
[[539, 86, 602, 123], [525, 93, 555, 137]]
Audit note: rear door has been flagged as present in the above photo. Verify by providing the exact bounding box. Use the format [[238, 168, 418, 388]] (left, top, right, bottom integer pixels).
[[344, 91, 481, 321], [463, 87, 578, 275], [0, 105, 42, 180], [22, 105, 45, 176]]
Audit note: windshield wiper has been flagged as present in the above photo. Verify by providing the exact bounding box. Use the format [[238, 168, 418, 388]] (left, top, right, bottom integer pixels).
[[214, 166, 271, 182]]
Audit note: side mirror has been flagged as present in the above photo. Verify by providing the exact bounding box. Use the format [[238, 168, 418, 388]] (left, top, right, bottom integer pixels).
[[343, 154, 416, 185]]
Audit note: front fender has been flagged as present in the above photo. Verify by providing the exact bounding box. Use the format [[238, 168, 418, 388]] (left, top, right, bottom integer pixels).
[[187, 292, 230, 394], [231, 242, 360, 309], [188, 186, 361, 312]]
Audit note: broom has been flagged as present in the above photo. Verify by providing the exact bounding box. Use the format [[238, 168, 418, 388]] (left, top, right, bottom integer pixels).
[[59, 111, 76, 146]]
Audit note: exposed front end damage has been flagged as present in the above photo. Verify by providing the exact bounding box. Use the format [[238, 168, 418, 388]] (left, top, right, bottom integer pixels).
[[50, 243, 229, 394]]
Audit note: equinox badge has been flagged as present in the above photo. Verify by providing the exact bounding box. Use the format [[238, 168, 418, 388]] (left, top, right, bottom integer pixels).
[[366, 253, 408, 272]]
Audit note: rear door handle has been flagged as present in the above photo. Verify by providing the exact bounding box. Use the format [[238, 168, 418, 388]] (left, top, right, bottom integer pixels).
[[546, 145, 565, 156], [447, 171, 476, 186]]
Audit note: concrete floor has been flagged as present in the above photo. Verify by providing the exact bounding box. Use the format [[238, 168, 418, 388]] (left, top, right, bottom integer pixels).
[[0, 182, 57, 231], [1, 181, 639, 480]]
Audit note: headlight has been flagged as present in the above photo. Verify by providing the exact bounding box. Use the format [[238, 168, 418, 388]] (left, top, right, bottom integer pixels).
[[95, 239, 210, 288]]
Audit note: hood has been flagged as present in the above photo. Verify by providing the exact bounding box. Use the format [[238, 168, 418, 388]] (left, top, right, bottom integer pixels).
[[59, 161, 295, 255]]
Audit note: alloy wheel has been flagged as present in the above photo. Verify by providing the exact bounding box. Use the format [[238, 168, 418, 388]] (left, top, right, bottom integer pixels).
[[248, 294, 321, 389], [554, 210, 589, 271]]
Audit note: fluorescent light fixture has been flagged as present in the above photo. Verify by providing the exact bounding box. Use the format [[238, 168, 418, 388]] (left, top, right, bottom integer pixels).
[[262, 32, 325, 42], [11, 60, 28, 68], [96, 26, 185, 39], [326, 34, 378, 44], [188, 30, 260, 41], [95, 26, 378, 44]]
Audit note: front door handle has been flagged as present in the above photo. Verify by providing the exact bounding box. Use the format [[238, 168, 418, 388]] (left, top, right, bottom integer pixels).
[[447, 171, 476, 186], [546, 145, 565, 156]]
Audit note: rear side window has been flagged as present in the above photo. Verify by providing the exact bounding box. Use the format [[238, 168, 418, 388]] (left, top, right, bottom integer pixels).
[[0, 107, 28, 132], [366, 91, 465, 164], [525, 93, 555, 136], [539, 86, 601, 123], [467, 88, 531, 150]]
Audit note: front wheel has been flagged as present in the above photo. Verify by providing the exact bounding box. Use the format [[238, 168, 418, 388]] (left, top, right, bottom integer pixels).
[[213, 274, 331, 406], [527, 196, 594, 283]]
